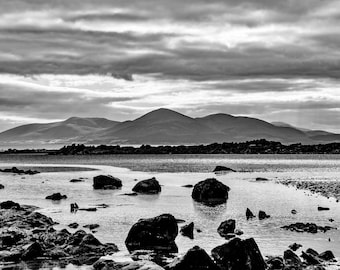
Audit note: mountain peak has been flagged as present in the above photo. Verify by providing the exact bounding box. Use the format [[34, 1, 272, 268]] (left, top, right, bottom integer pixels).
[[135, 108, 193, 122]]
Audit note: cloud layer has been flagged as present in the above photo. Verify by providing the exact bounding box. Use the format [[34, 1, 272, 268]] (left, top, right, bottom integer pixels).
[[0, 0, 340, 132]]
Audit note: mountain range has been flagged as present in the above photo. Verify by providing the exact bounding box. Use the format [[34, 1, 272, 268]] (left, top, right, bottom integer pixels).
[[1, 108, 339, 146]]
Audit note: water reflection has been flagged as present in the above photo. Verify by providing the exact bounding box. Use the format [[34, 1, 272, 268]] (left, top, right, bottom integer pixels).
[[193, 201, 227, 220]]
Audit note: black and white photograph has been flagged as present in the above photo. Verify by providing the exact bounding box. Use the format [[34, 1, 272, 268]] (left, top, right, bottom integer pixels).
[[0, 0, 339, 269]]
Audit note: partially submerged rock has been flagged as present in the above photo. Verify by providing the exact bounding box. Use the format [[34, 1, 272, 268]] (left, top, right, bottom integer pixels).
[[256, 177, 269, 181], [289, 243, 302, 251], [246, 208, 256, 219], [83, 224, 100, 230], [258, 210, 270, 220], [45, 193, 67, 200], [317, 206, 330, 211], [125, 214, 178, 253], [192, 178, 230, 206], [94, 259, 164, 270], [180, 222, 194, 239], [68, 222, 79, 229], [70, 179, 84, 183], [0, 200, 20, 209], [132, 177, 161, 194], [211, 237, 267, 270], [0, 184, 4, 189], [217, 219, 236, 239], [93, 175, 122, 190], [165, 246, 220, 270], [213, 166, 236, 173]]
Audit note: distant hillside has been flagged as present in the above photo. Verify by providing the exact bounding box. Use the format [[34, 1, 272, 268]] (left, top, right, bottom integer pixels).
[[0, 108, 339, 146]]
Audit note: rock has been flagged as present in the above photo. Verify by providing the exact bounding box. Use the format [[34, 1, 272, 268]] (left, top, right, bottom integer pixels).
[[246, 208, 255, 219], [93, 175, 122, 190], [256, 177, 269, 181], [211, 237, 266, 270], [234, 229, 244, 236], [317, 206, 330, 211], [84, 224, 100, 230], [22, 242, 43, 260], [301, 251, 321, 265], [266, 256, 284, 270], [0, 184, 4, 189], [68, 222, 79, 229], [213, 166, 236, 173], [318, 250, 335, 261], [0, 200, 20, 209], [306, 248, 319, 257], [45, 193, 67, 200], [93, 259, 165, 270], [291, 209, 297, 214], [182, 184, 193, 188], [132, 177, 161, 194], [191, 178, 230, 206], [78, 207, 97, 211], [283, 249, 302, 267], [121, 192, 138, 196], [80, 234, 102, 246], [217, 219, 236, 238], [180, 222, 194, 239], [70, 179, 84, 183], [258, 210, 270, 220], [281, 223, 336, 233], [165, 246, 220, 270], [125, 213, 178, 253], [289, 243, 302, 251]]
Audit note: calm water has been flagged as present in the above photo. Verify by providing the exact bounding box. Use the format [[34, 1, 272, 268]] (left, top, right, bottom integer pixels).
[[0, 154, 340, 269]]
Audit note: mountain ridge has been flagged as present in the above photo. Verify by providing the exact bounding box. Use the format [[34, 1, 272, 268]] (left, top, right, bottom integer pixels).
[[0, 108, 339, 145]]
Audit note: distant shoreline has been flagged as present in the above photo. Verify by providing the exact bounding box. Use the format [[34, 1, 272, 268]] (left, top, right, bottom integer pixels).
[[1, 139, 340, 155]]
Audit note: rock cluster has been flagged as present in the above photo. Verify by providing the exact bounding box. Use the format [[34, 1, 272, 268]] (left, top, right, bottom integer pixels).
[[0, 167, 39, 175], [0, 201, 118, 266], [281, 222, 336, 233]]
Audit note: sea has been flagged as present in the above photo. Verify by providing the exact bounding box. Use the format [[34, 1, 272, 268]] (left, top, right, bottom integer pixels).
[[0, 154, 340, 269]]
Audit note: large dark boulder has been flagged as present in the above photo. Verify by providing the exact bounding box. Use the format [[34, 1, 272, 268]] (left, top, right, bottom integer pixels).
[[165, 246, 220, 270], [192, 178, 230, 206], [258, 211, 270, 220], [246, 208, 255, 219], [211, 237, 266, 270], [93, 175, 122, 190], [318, 250, 335, 261], [132, 177, 161, 194], [283, 249, 302, 267], [125, 214, 178, 253], [213, 166, 236, 173], [217, 219, 236, 238], [0, 201, 20, 209], [0, 184, 4, 189]]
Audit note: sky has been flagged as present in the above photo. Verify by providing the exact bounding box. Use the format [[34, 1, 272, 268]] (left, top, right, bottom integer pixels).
[[1, 0, 340, 133]]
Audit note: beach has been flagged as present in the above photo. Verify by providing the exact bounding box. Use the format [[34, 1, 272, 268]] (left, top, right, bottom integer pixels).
[[0, 154, 339, 269]]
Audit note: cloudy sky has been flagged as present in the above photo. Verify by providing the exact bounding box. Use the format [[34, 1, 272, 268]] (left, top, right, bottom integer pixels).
[[1, 0, 340, 132]]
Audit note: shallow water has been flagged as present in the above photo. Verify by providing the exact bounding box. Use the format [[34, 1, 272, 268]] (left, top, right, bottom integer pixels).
[[0, 154, 339, 269]]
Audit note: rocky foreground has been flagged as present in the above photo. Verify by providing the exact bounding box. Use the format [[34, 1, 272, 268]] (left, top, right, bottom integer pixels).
[[0, 201, 339, 270]]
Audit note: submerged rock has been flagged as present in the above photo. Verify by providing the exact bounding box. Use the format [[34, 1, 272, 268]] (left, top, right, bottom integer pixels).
[[132, 177, 161, 194], [211, 237, 266, 270], [192, 178, 230, 206], [180, 222, 194, 239], [45, 193, 67, 200], [125, 213, 178, 253], [165, 246, 220, 270], [93, 175, 122, 190]]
